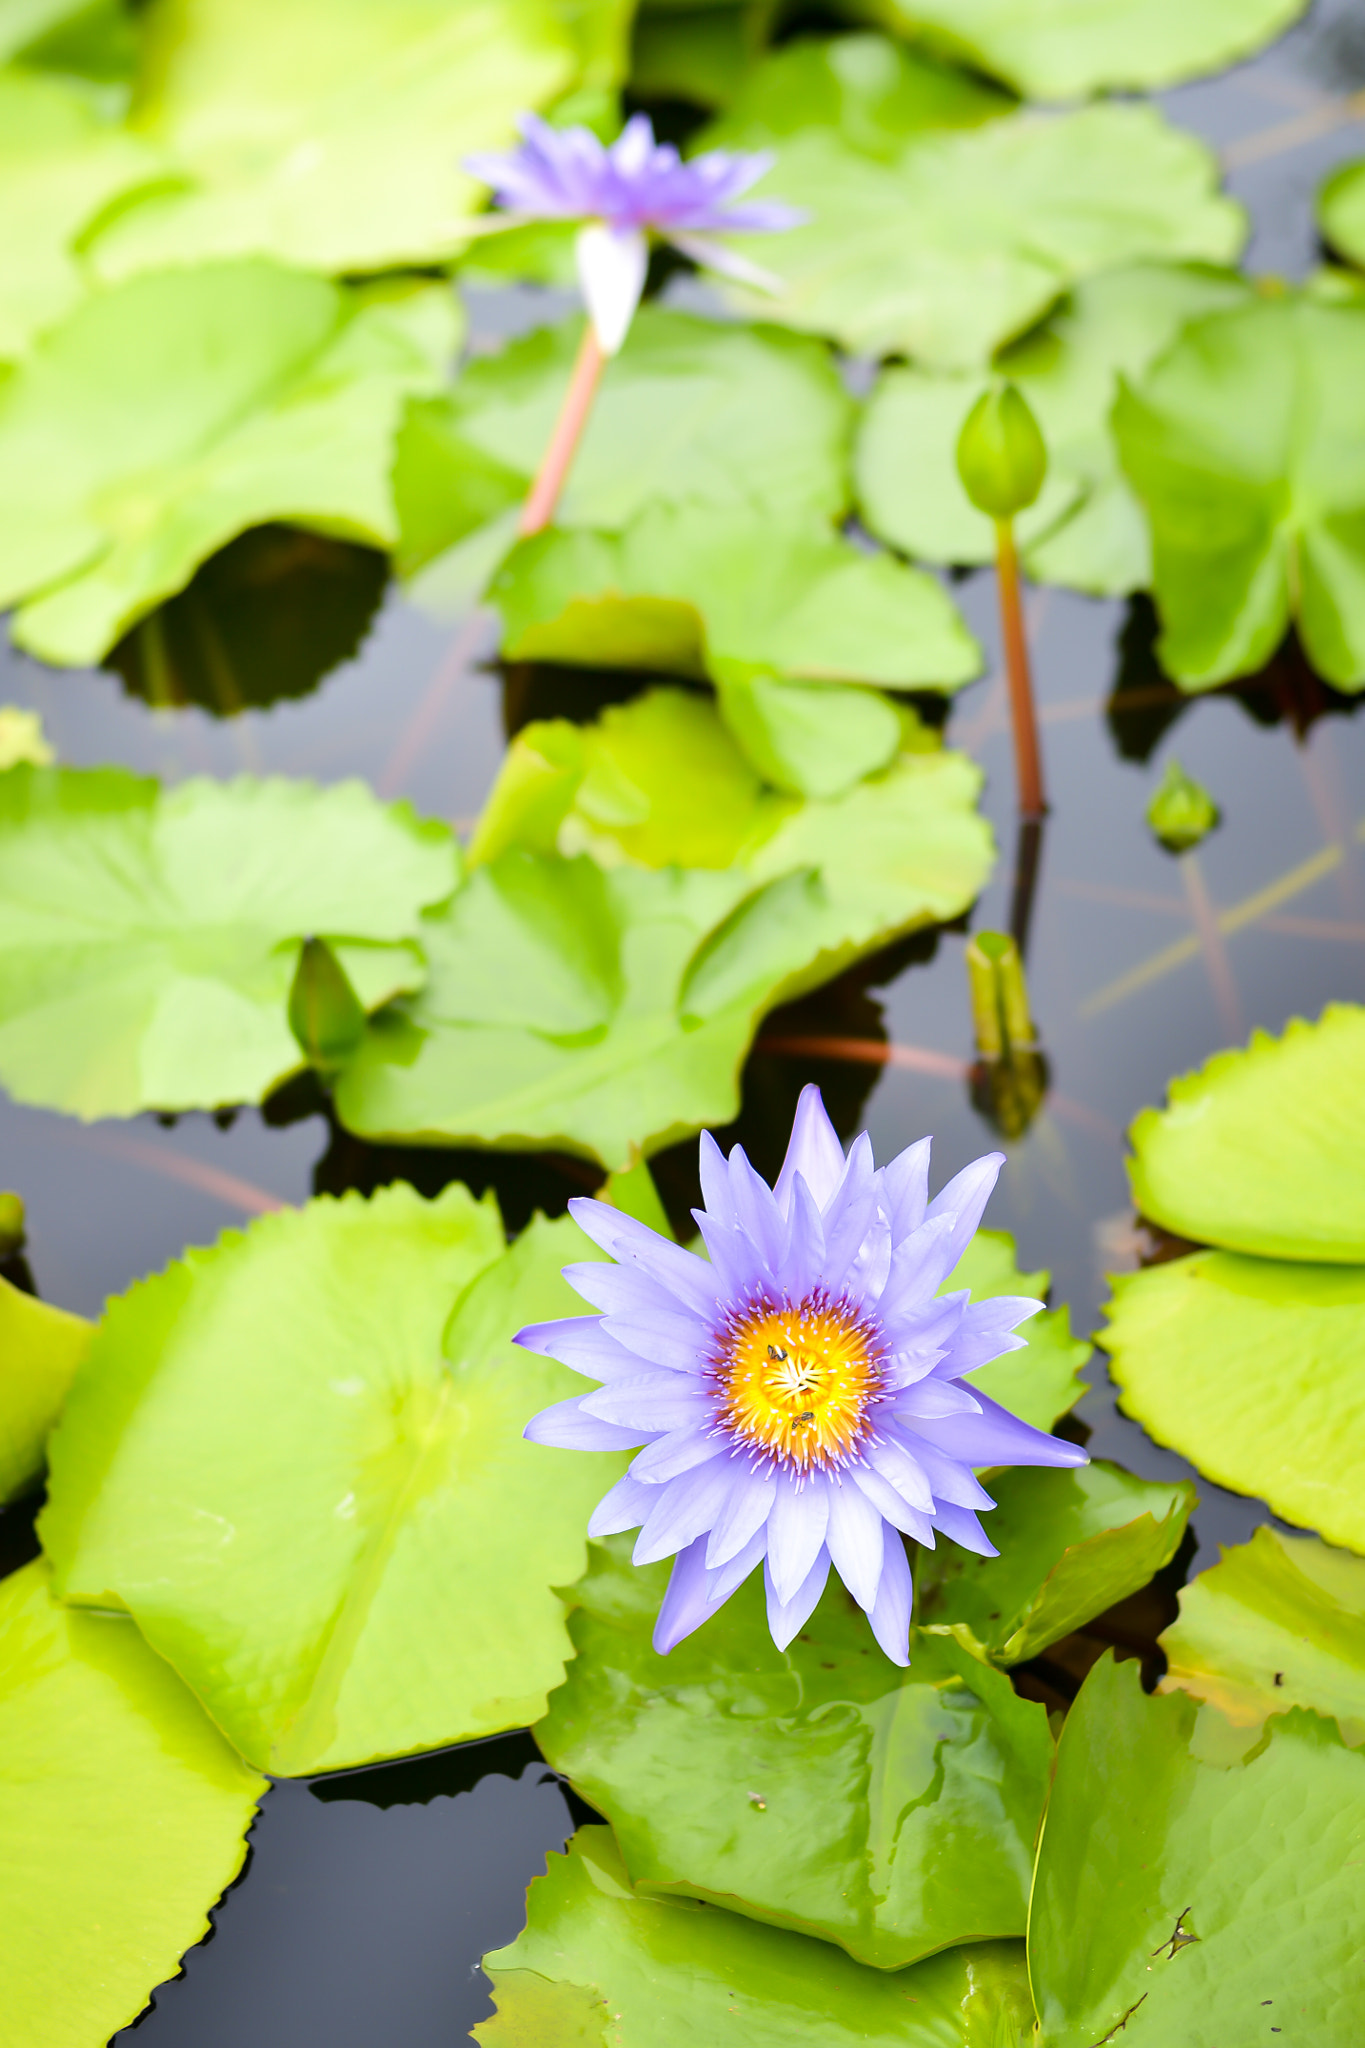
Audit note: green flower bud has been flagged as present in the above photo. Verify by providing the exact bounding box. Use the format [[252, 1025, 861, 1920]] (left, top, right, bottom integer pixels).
[[956, 383, 1048, 520], [966, 930, 1035, 1059], [0, 1190, 25, 1257], [1146, 759, 1219, 854], [288, 936, 367, 1073]]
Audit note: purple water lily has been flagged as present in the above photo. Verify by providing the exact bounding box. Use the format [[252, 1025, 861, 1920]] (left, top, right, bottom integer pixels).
[[518, 1086, 1086, 1664], [466, 112, 802, 353]]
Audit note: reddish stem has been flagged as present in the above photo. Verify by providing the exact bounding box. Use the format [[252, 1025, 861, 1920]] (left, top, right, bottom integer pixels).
[[995, 518, 1047, 818], [518, 324, 607, 538]]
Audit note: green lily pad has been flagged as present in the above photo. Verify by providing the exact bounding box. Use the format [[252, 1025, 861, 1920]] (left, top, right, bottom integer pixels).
[[336, 700, 993, 1167], [0, 765, 456, 1119], [537, 1542, 1051, 1969], [1114, 293, 1365, 690], [1127, 1005, 1365, 1261], [703, 104, 1243, 369], [0, 1557, 265, 2047], [1029, 1653, 1365, 2047], [490, 503, 981, 691], [395, 309, 854, 587], [83, 0, 606, 280], [477, 1828, 1034, 2046], [0, 262, 457, 666], [845, 0, 1308, 101], [945, 1227, 1089, 1431], [700, 31, 1012, 155], [629, 7, 757, 110], [1159, 1525, 1365, 1746], [0, 67, 161, 361], [1318, 158, 1365, 272], [0, 1273, 90, 1504], [1100, 1252, 1365, 1554], [856, 264, 1250, 595], [914, 1462, 1194, 1664], [42, 1188, 628, 1774]]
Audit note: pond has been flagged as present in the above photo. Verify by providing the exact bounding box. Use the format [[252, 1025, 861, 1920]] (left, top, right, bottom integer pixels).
[[1, 2, 1364, 2044]]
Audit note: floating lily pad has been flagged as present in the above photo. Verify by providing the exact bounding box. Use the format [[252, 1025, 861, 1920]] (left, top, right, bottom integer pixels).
[[700, 32, 1012, 154], [336, 702, 993, 1167], [1318, 158, 1365, 272], [537, 1541, 1051, 1968], [42, 1188, 629, 1774], [856, 264, 1250, 595], [0, 1273, 90, 1504], [1114, 294, 1365, 690], [1127, 1006, 1365, 1262], [1029, 1653, 1365, 2047], [915, 1462, 1194, 1663], [1159, 1525, 1365, 1746], [845, 0, 1308, 101], [476, 1827, 1036, 2047], [0, 1557, 265, 2046], [0, 765, 456, 1119], [83, 0, 608, 280], [0, 67, 161, 361], [945, 1227, 1089, 1431], [0, 262, 457, 666], [1100, 1252, 1365, 1554], [490, 503, 981, 690], [705, 104, 1243, 368], [396, 308, 854, 588]]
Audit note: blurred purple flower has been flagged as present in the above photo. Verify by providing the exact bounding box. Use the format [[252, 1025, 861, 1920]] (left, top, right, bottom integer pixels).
[[518, 1085, 1086, 1665], [465, 112, 803, 352]]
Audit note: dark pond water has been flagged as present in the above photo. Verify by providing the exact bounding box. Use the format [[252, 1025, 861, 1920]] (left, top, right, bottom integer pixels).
[[2, 4, 1365, 2040]]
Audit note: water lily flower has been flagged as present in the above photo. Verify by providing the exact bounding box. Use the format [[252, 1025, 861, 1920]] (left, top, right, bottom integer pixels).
[[464, 113, 802, 533], [518, 1086, 1087, 1664]]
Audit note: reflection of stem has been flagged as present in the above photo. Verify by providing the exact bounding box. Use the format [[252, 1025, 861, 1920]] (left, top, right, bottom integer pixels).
[[1179, 851, 1243, 1042], [995, 518, 1046, 818], [518, 325, 606, 537], [1010, 814, 1045, 960]]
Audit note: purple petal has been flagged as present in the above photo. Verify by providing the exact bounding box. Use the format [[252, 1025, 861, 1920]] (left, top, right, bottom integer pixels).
[[705, 1467, 776, 1568], [599, 1307, 713, 1375], [568, 1197, 722, 1318], [708, 1520, 769, 1603], [932, 1500, 998, 1557], [588, 1470, 660, 1537], [935, 1296, 1044, 1377], [634, 1456, 733, 1565], [864, 1430, 935, 1515], [890, 1425, 995, 1509], [850, 1463, 937, 1546], [765, 1543, 830, 1651], [562, 1259, 691, 1319], [766, 1470, 829, 1603], [774, 1171, 826, 1300], [697, 1129, 737, 1230], [890, 1380, 983, 1423], [874, 1211, 962, 1325], [879, 1135, 931, 1238], [580, 1374, 713, 1431], [880, 1294, 967, 1387], [693, 1209, 767, 1300], [924, 1154, 1005, 1268], [726, 1144, 788, 1280], [773, 1083, 845, 1215], [653, 1534, 714, 1654], [523, 1395, 648, 1451], [913, 1391, 1088, 1470], [867, 1531, 913, 1665], [630, 1424, 724, 1482], [515, 1316, 655, 1382], [825, 1479, 885, 1612]]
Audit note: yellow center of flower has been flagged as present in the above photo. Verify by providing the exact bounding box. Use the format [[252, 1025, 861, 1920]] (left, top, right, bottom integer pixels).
[[715, 1296, 880, 1470]]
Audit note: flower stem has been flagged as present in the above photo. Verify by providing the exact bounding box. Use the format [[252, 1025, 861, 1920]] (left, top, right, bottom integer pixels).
[[994, 517, 1046, 819], [518, 323, 606, 537]]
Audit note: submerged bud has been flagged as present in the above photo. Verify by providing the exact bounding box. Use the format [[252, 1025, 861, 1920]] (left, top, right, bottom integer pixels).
[[1147, 759, 1219, 854], [966, 931, 1035, 1060], [288, 937, 366, 1073], [956, 383, 1047, 521]]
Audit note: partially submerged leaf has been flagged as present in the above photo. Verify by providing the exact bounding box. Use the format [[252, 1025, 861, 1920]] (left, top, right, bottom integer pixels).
[[0, 263, 457, 665], [915, 1462, 1194, 1663], [0, 1557, 265, 2047], [489, 503, 981, 692], [1128, 1005, 1365, 1261], [845, 0, 1308, 101], [702, 104, 1243, 368], [1029, 1654, 1364, 2046], [1100, 1252, 1365, 1555], [1159, 1525, 1365, 1745], [42, 1188, 629, 1774], [855, 264, 1250, 594], [1318, 158, 1365, 273], [476, 1827, 1035, 2046], [1114, 294, 1365, 690], [0, 1273, 90, 1503], [536, 1542, 1052, 1968], [0, 766, 456, 1119], [944, 1227, 1089, 1430]]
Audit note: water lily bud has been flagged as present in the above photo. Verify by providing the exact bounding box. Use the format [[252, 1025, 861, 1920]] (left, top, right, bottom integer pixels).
[[288, 936, 366, 1073], [966, 930, 1035, 1059], [1147, 759, 1219, 854], [956, 384, 1047, 521], [0, 1190, 25, 1257]]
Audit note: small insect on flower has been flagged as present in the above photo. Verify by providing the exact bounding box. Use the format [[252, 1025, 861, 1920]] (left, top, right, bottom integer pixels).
[[517, 1086, 1086, 1664]]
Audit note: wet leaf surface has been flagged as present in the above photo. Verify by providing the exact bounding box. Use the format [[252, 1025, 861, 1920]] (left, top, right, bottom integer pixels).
[[42, 1189, 628, 1771], [0, 1556, 265, 2046], [476, 1826, 1036, 2046]]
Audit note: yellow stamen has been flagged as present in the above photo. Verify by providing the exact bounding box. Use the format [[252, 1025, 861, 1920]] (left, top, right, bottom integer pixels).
[[715, 1296, 879, 1469]]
